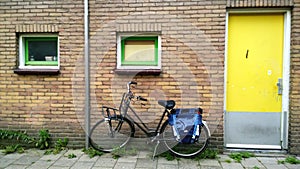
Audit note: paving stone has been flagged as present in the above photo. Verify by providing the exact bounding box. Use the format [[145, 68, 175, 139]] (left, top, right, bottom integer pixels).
[[218, 155, 235, 165], [78, 154, 99, 162], [91, 167, 112, 169], [25, 149, 45, 156], [0, 157, 18, 168], [114, 162, 137, 169], [157, 157, 178, 165], [1, 149, 299, 169], [12, 155, 41, 165], [51, 157, 77, 167], [200, 166, 222, 169], [70, 161, 94, 169], [100, 152, 113, 158], [256, 157, 280, 165], [138, 151, 152, 158], [39, 153, 63, 161], [199, 159, 221, 167], [261, 164, 286, 169], [218, 154, 231, 161], [117, 155, 139, 163], [136, 158, 157, 168], [241, 158, 264, 168], [284, 163, 300, 169], [4, 164, 28, 169], [65, 149, 84, 156], [1, 153, 24, 159], [94, 157, 117, 168], [220, 161, 244, 169], [48, 166, 70, 169], [178, 158, 200, 169], [156, 163, 178, 169], [26, 160, 54, 169], [61, 149, 82, 159]]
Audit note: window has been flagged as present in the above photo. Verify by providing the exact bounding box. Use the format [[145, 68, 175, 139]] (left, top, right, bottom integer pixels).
[[117, 34, 161, 71], [18, 34, 59, 70]]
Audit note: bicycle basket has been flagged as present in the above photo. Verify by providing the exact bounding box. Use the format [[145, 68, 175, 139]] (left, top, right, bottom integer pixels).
[[119, 93, 131, 116], [168, 108, 203, 144]]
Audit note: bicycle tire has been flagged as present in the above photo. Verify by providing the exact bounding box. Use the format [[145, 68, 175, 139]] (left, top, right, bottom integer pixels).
[[89, 115, 134, 152], [160, 120, 209, 158]]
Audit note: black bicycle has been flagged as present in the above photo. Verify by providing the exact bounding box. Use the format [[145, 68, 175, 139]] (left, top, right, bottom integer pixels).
[[89, 81, 210, 157]]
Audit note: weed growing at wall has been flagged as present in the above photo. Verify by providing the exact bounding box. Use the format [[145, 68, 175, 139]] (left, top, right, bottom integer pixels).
[[82, 147, 103, 158], [278, 156, 300, 164], [229, 152, 255, 163], [2, 144, 24, 154], [0, 129, 35, 145], [44, 138, 69, 155], [35, 129, 50, 150], [1, 129, 69, 155]]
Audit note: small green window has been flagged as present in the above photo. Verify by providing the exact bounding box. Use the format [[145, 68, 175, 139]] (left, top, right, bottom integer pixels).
[[25, 37, 58, 66], [121, 37, 158, 66]]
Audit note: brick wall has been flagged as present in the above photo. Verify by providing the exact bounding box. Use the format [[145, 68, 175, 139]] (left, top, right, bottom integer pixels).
[[0, 0, 85, 148], [227, 0, 293, 7]]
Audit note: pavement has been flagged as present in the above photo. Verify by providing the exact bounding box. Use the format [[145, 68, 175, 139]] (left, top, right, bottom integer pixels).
[[0, 148, 300, 169]]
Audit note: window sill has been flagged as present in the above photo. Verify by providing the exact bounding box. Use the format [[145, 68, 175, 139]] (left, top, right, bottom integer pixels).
[[14, 68, 60, 75], [114, 69, 161, 75]]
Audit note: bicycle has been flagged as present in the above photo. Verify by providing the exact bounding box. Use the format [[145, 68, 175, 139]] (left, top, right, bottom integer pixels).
[[89, 81, 210, 158]]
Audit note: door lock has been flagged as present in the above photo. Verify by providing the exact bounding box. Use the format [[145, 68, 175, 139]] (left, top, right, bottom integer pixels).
[[277, 78, 283, 95]]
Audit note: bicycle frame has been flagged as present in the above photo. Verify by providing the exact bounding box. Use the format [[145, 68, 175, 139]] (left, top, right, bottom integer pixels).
[[119, 92, 169, 137], [125, 104, 168, 137]]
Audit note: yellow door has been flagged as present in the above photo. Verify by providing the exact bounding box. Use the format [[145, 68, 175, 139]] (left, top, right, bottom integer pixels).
[[225, 13, 284, 148]]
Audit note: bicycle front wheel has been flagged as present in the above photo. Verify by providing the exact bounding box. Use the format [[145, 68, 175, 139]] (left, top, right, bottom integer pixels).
[[89, 115, 134, 152], [161, 120, 209, 158]]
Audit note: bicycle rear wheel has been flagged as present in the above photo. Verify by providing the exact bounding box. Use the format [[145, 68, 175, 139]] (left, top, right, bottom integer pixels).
[[160, 120, 209, 158], [89, 115, 134, 152]]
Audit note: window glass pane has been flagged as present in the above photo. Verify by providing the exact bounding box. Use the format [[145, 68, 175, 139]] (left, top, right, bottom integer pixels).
[[28, 40, 57, 61], [124, 40, 155, 62], [25, 37, 58, 66]]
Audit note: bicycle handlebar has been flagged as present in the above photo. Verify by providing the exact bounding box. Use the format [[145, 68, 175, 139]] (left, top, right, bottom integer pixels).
[[137, 96, 147, 101], [127, 81, 137, 92], [129, 81, 137, 85], [126, 81, 148, 102]]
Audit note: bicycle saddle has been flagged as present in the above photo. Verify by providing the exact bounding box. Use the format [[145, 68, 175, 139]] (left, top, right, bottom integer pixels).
[[158, 100, 176, 109]]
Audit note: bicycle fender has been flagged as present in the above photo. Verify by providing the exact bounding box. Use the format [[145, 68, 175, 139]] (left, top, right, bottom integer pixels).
[[202, 121, 211, 137]]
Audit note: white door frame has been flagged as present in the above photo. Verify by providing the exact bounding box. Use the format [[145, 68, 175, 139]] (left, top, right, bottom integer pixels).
[[224, 9, 291, 149]]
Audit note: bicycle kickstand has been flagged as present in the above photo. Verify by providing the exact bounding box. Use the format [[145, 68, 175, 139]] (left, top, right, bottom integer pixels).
[[152, 140, 160, 160]]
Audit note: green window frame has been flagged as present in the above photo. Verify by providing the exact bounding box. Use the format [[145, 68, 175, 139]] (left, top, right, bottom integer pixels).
[[24, 37, 58, 66], [121, 36, 158, 66]]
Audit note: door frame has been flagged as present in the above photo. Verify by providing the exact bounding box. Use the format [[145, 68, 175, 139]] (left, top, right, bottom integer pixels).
[[224, 9, 291, 149]]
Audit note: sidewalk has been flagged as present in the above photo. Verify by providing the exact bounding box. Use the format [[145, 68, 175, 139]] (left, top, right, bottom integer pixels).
[[0, 148, 300, 169]]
